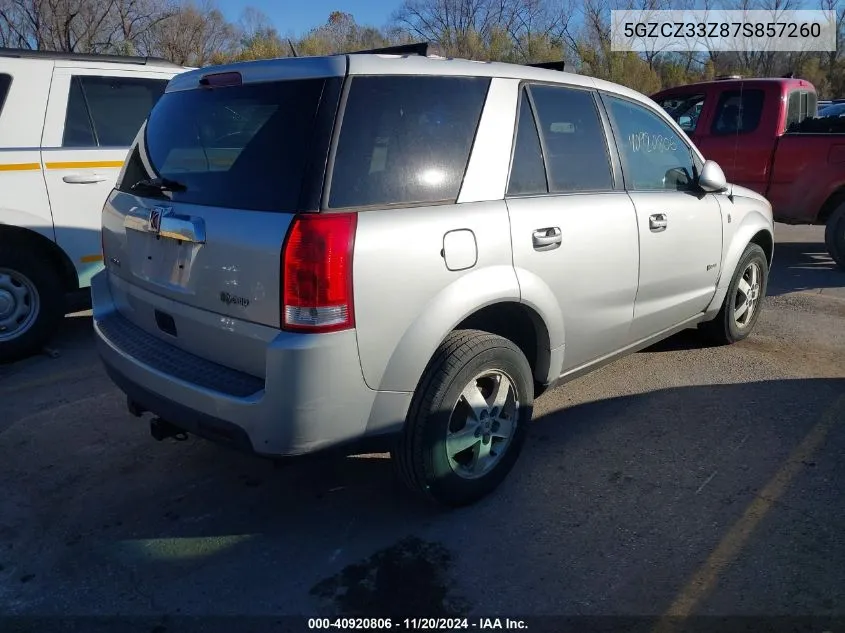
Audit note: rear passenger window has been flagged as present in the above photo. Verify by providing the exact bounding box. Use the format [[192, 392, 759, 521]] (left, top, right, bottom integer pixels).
[[328, 76, 490, 209], [528, 84, 613, 193], [711, 89, 764, 135], [63, 76, 96, 147], [63, 75, 167, 148], [0, 74, 11, 117], [605, 95, 699, 192], [507, 91, 547, 196]]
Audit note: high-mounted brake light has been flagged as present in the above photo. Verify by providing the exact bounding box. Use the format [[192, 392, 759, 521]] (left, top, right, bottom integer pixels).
[[199, 71, 242, 88], [281, 213, 357, 333]]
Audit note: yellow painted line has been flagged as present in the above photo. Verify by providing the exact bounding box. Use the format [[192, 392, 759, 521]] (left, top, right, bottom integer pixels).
[[0, 162, 41, 171], [118, 534, 256, 561], [653, 394, 845, 633], [80, 254, 104, 263], [44, 160, 124, 169]]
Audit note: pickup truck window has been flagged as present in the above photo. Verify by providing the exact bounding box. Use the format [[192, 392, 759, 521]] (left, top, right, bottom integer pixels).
[[786, 90, 817, 130], [656, 94, 705, 132], [605, 95, 698, 192], [507, 89, 548, 196], [528, 83, 614, 192], [711, 89, 764, 136], [0, 74, 10, 117], [63, 75, 167, 148]]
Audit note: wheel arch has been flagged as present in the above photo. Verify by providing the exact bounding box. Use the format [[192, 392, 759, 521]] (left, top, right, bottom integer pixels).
[[371, 266, 564, 394], [0, 224, 78, 293], [705, 211, 773, 316], [453, 301, 553, 391], [817, 185, 845, 226], [749, 228, 773, 267]]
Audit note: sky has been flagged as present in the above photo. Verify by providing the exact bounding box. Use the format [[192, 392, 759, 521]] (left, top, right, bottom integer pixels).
[[216, 0, 403, 37], [215, 0, 829, 39]]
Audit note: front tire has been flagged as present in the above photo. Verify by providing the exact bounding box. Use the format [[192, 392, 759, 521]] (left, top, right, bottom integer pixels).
[[0, 246, 64, 363], [824, 204, 845, 270], [698, 243, 768, 345], [394, 329, 534, 507]]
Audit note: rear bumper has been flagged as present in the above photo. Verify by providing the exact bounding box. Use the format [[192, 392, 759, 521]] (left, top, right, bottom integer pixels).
[[91, 271, 409, 457]]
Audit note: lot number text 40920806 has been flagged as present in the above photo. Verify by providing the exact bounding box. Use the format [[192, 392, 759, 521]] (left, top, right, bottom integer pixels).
[[307, 617, 529, 630]]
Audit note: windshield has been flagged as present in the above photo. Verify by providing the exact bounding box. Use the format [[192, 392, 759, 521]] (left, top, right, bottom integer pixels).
[[656, 94, 705, 132]]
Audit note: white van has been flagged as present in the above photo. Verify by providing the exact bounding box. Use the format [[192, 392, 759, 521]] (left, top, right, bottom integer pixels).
[[0, 48, 187, 361]]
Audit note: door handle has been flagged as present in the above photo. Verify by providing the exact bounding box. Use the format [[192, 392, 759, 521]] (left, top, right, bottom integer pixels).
[[532, 227, 562, 251], [649, 213, 668, 232], [63, 173, 107, 184]]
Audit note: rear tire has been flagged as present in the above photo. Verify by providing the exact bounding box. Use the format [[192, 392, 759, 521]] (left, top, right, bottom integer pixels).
[[824, 204, 845, 270], [0, 246, 64, 363], [393, 329, 534, 508], [698, 243, 768, 345]]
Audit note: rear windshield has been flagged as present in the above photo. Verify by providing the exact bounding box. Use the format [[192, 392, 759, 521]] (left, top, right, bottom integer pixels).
[[328, 75, 491, 209], [119, 78, 332, 212]]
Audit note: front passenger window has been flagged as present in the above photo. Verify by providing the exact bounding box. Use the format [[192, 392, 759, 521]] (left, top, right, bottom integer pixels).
[[605, 95, 698, 192]]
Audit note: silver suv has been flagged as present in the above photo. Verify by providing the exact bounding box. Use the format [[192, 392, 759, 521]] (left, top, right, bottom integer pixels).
[[92, 45, 774, 507]]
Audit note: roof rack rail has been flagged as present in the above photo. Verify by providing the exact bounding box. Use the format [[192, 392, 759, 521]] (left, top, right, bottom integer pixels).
[[527, 60, 565, 72], [347, 42, 442, 57], [0, 47, 182, 68]]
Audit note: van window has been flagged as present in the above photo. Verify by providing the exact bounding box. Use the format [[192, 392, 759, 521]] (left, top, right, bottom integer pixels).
[[529, 84, 613, 193], [119, 78, 335, 213], [0, 74, 11, 117], [711, 89, 765, 135], [507, 90, 547, 196], [328, 76, 490, 209], [63, 75, 168, 148]]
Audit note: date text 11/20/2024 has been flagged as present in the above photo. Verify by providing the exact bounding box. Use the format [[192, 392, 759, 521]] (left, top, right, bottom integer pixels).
[[307, 618, 529, 630]]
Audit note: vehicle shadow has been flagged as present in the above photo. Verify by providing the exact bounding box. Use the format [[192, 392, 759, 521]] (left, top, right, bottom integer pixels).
[[767, 241, 843, 296], [1, 377, 843, 620]]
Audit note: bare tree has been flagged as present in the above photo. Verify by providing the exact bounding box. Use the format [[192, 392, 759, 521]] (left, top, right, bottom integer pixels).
[[0, 0, 173, 53], [140, 0, 236, 66]]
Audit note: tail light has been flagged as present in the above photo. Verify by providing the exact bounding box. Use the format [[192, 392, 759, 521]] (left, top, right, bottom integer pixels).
[[281, 212, 357, 333]]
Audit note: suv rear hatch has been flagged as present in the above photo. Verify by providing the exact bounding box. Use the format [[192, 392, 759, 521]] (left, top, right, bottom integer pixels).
[[100, 59, 345, 377]]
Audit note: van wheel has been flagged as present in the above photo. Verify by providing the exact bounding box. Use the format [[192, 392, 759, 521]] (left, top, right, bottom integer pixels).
[[824, 204, 845, 270], [698, 243, 768, 345], [393, 329, 534, 507], [0, 246, 64, 363]]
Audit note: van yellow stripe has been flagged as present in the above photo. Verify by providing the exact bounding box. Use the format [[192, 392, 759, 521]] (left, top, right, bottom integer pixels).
[[0, 162, 41, 171], [80, 254, 104, 263], [45, 160, 124, 169]]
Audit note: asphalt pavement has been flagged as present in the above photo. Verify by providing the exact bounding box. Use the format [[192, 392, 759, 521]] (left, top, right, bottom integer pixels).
[[0, 224, 843, 631]]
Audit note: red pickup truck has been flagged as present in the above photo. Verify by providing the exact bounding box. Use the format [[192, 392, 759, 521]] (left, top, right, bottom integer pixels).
[[652, 77, 845, 269]]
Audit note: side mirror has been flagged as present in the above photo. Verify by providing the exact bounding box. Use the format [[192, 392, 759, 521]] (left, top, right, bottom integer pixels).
[[698, 160, 728, 193], [664, 167, 692, 190]]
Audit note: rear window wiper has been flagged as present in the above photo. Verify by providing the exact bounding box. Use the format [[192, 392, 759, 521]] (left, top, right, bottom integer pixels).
[[130, 177, 187, 193]]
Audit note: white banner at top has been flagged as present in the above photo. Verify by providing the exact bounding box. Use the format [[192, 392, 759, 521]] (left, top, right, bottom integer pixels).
[[610, 9, 837, 53]]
